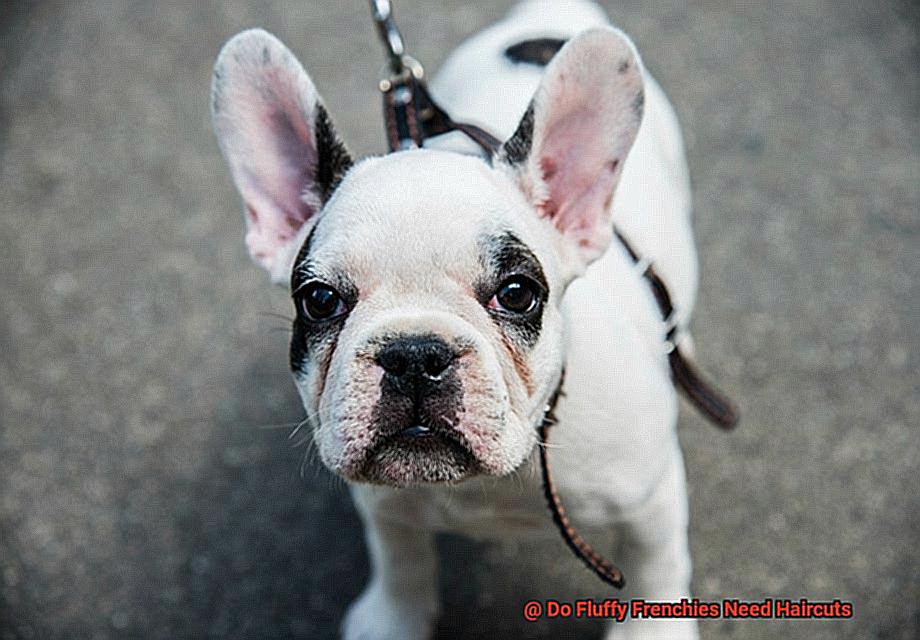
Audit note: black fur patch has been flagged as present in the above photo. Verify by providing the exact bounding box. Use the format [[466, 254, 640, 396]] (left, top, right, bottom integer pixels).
[[374, 337, 464, 428], [504, 37, 567, 66], [288, 243, 335, 371], [291, 221, 319, 286], [476, 232, 548, 349], [286, 106, 355, 373], [360, 335, 476, 484], [288, 221, 357, 374], [632, 90, 645, 119], [313, 103, 353, 205], [211, 68, 223, 114], [501, 102, 535, 166], [288, 311, 345, 374]]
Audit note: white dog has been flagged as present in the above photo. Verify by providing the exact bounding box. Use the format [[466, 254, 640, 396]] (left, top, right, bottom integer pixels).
[[212, 1, 704, 637]]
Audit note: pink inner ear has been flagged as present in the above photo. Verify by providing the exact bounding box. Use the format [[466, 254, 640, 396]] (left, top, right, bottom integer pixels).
[[244, 204, 300, 263], [537, 108, 621, 251], [261, 73, 318, 217], [221, 68, 322, 266], [248, 76, 318, 212]]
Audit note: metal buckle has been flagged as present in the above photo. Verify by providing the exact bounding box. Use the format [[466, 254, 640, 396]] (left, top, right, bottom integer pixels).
[[663, 326, 687, 354], [378, 57, 425, 151], [377, 55, 424, 93]]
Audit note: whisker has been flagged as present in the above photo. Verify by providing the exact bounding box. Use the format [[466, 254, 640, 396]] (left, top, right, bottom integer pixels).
[[525, 454, 540, 481], [288, 404, 334, 431], [288, 407, 336, 449], [250, 419, 303, 431], [289, 432, 313, 449], [287, 416, 311, 442], [258, 311, 295, 323], [508, 465, 526, 492], [264, 326, 293, 335]]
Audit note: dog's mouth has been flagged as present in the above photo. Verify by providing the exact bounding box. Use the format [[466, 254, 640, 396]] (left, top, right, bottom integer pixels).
[[356, 422, 480, 487]]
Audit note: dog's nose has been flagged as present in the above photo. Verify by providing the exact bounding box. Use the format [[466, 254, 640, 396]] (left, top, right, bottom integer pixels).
[[376, 335, 456, 385]]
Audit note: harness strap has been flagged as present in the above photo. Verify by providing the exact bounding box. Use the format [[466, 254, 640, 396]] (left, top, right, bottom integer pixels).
[[614, 229, 739, 430], [380, 68, 500, 155]]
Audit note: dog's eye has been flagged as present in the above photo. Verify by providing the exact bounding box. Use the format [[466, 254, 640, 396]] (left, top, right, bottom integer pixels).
[[298, 282, 346, 321], [490, 276, 541, 314]]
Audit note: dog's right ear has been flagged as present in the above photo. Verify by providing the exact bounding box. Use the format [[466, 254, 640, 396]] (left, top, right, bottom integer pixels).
[[211, 29, 352, 284], [497, 28, 644, 270]]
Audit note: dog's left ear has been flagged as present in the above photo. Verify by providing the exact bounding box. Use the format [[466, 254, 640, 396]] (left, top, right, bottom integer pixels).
[[211, 29, 352, 284], [498, 28, 644, 267]]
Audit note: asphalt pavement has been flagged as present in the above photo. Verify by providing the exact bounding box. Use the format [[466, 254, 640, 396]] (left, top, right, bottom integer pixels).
[[1, 1, 917, 638]]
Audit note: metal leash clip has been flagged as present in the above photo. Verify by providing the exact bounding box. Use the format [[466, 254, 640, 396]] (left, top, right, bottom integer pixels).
[[369, 0, 501, 155], [370, 0, 428, 150], [370, 0, 409, 75]]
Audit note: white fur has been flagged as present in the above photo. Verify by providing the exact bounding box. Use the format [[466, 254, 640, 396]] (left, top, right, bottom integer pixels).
[[212, 1, 702, 638]]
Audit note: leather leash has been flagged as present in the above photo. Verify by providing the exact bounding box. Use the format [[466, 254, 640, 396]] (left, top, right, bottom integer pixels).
[[369, 0, 738, 590], [537, 373, 626, 588]]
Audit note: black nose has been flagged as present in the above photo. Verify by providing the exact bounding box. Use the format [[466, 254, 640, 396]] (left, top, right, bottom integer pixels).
[[376, 335, 456, 384]]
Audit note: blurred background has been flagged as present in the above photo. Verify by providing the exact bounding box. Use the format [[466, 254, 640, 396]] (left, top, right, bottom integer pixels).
[[0, 1, 917, 638]]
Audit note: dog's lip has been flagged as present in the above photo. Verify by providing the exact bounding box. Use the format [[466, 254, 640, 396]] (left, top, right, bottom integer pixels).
[[354, 421, 480, 485], [375, 421, 471, 453]]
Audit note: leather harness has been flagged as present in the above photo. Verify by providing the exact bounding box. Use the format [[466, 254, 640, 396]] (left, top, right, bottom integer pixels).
[[369, 0, 738, 589]]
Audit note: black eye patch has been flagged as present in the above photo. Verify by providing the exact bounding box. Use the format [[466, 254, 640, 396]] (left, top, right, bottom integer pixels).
[[288, 223, 358, 373], [476, 232, 549, 349]]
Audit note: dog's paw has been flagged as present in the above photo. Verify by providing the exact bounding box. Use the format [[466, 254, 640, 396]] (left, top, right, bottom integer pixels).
[[341, 584, 437, 640]]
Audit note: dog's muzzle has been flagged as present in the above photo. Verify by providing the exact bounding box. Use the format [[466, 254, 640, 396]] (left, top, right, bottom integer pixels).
[[355, 334, 480, 486]]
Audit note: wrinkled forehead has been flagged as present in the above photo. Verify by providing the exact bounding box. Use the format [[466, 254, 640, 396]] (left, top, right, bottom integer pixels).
[[297, 150, 542, 289]]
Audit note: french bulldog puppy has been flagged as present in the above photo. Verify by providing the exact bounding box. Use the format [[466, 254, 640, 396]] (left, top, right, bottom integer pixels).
[[211, 1, 702, 638]]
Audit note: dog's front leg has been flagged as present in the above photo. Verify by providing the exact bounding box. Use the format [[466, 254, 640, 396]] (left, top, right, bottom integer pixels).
[[342, 489, 439, 640], [605, 441, 699, 640]]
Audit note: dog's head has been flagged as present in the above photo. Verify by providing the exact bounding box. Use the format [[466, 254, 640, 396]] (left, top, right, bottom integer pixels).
[[211, 28, 644, 486]]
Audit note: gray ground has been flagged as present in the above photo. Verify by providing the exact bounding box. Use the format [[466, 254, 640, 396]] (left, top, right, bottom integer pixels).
[[1, 0, 917, 638]]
